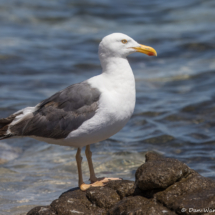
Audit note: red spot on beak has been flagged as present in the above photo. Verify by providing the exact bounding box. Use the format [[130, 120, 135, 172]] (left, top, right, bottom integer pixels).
[[148, 52, 155, 56]]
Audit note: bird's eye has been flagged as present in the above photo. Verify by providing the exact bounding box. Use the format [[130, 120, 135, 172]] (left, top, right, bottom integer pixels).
[[121, 39, 128, 44]]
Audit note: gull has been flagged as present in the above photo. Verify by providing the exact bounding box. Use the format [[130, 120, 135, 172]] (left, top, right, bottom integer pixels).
[[0, 33, 157, 191]]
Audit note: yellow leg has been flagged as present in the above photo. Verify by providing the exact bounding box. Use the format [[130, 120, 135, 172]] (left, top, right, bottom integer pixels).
[[75, 147, 84, 188], [76, 147, 99, 191], [76, 146, 122, 191], [85, 145, 97, 183]]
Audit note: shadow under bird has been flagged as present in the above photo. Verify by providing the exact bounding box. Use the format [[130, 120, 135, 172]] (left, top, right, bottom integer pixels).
[[0, 33, 157, 191]]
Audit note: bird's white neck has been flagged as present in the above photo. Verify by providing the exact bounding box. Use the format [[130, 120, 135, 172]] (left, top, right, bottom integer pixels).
[[100, 56, 133, 77], [98, 55, 136, 103], [88, 54, 136, 125]]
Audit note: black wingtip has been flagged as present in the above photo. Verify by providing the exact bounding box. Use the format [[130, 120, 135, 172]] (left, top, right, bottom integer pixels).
[[0, 134, 13, 140]]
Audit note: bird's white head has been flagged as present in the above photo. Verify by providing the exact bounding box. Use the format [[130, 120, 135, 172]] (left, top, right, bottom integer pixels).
[[98, 33, 157, 60]]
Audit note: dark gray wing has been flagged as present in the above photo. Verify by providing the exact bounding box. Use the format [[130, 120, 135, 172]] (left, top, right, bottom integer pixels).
[[10, 82, 100, 139]]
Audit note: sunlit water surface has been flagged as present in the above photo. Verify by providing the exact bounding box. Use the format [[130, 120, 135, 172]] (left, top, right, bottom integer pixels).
[[0, 0, 215, 214]]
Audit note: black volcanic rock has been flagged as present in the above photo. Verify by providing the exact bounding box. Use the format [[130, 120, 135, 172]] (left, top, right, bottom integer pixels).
[[86, 186, 120, 209], [27, 152, 215, 215], [108, 196, 176, 215], [27, 206, 56, 215], [155, 170, 215, 215], [135, 152, 191, 191], [51, 188, 106, 215], [105, 180, 135, 199]]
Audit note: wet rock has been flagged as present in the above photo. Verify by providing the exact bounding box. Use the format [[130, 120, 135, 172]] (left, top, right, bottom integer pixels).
[[105, 180, 135, 199], [86, 186, 120, 209], [108, 196, 176, 215], [175, 189, 215, 215], [27, 206, 56, 215], [155, 171, 215, 215], [135, 152, 190, 191], [51, 188, 105, 215], [27, 152, 215, 215]]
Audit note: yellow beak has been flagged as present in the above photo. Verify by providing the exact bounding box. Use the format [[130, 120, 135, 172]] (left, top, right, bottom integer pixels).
[[132, 44, 157, 56]]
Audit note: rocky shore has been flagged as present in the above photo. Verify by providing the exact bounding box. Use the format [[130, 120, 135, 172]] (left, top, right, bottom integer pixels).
[[27, 152, 215, 215]]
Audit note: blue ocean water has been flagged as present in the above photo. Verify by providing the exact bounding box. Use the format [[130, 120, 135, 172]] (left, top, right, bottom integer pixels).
[[0, 0, 215, 214]]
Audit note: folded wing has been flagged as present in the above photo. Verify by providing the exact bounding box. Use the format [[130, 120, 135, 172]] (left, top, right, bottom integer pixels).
[[0, 82, 100, 140]]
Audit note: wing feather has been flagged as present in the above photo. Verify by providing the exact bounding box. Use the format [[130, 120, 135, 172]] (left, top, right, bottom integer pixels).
[[10, 82, 100, 139]]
